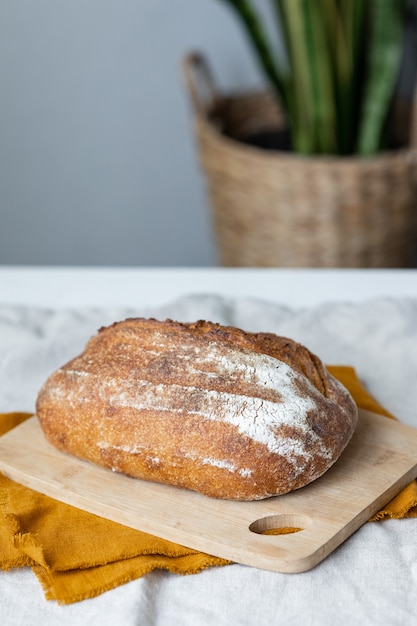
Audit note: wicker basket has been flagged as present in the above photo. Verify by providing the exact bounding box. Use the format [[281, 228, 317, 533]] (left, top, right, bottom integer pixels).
[[183, 53, 417, 268]]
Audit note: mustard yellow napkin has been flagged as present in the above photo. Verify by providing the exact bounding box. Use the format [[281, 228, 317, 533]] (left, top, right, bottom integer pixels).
[[0, 366, 416, 605]]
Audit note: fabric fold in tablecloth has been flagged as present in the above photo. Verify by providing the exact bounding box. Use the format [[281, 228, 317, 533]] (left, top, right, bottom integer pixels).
[[0, 366, 416, 604]]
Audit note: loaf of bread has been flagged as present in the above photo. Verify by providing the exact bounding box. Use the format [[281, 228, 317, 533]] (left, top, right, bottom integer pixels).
[[36, 318, 357, 500]]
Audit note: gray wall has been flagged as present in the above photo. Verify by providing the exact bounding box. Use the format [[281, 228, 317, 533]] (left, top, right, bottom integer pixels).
[[0, 0, 266, 266]]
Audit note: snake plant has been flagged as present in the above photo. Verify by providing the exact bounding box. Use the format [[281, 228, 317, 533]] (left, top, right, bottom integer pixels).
[[219, 0, 409, 155]]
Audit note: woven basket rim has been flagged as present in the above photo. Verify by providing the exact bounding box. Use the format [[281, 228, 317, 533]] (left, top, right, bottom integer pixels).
[[197, 111, 417, 167], [195, 84, 417, 166]]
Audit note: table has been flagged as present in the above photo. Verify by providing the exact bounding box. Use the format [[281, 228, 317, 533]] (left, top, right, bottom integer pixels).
[[1, 266, 417, 309], [1, 266, 417, 626]]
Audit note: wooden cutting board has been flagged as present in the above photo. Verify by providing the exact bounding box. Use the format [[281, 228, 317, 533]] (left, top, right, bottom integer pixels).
[[0, 409, 416, 573]]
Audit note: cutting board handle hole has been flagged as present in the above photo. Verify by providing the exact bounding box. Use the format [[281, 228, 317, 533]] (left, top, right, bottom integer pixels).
[[249, 514, 311, 536]]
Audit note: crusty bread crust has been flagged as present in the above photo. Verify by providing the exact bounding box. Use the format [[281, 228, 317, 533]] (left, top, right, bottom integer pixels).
[[36, 318, 357, 500]]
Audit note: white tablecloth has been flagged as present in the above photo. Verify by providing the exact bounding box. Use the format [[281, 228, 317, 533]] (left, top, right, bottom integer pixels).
[[1, 290, 417, 625]]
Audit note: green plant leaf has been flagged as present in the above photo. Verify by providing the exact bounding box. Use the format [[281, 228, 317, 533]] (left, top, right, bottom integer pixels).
[[219, 0, 288, 106], [302, 0, 339, 153], [325, 0, 369, 154], [276, 0, 316, 153], [356, 0, 406, 155]]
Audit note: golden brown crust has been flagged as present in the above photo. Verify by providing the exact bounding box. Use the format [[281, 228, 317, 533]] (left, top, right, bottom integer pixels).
[[36, 318, 357, 500]]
